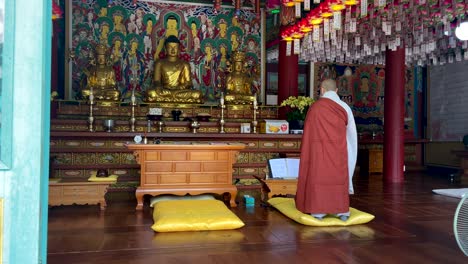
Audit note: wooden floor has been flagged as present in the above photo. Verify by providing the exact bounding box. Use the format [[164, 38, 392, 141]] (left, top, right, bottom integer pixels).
[[48, 172, 468, 263]]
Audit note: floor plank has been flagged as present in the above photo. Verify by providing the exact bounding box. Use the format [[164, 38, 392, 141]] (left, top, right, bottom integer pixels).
[[48, 172, 468, 263]]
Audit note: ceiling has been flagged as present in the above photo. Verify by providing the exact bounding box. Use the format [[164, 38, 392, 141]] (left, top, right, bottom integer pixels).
[[264, 1, 468, 66]]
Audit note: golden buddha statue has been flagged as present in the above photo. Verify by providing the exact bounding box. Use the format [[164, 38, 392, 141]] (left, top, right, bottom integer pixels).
[[80, 44, 121, 101], [145, 36, 203, 103], [225, 51, 255, 104]]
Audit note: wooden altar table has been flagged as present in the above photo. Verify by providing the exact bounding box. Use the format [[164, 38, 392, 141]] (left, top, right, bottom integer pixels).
[[126, 143, 245, 210]]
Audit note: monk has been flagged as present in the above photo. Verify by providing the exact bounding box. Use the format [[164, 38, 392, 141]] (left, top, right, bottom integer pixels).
[[295, 79, 357, 221]]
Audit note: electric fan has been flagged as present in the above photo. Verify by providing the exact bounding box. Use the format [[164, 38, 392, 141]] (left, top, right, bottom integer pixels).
[[454, 192, 468, 256]]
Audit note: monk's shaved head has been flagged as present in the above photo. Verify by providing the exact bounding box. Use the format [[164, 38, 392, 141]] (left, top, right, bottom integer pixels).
[[321, 79, 337, 92]]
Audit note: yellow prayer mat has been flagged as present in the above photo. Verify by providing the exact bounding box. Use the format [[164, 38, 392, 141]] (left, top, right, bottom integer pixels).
[[87, 174, 118, 182], [151, 200, 245, 232], [268, 197, 375, 226]]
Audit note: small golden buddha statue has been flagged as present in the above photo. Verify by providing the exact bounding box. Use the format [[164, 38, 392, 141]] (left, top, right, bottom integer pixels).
[[145, 36, 203, 103], [225, 51, 254, 104], [80, 44, 121, 101]]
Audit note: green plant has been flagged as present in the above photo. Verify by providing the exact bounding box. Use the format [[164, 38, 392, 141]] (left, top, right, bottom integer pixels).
[[280, 96, 315, 121]]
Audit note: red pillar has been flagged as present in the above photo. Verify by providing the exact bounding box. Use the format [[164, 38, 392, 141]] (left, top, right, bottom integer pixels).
[[277, 37, 298, 120], [383, 47, 405, 183]]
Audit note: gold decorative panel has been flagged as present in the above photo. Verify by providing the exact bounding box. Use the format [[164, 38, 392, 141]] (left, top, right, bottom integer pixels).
[[236, 153, 250, 163], [74, 153, 97, 165], [96, 153, 120, 164]]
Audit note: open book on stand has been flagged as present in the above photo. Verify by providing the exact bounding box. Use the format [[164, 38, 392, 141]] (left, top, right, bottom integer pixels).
[[268, 158, 300, 179]]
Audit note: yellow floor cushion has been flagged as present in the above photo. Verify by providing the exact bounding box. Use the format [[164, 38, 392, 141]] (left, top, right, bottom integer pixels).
[[88, 171, 118, 182], [88, 175, 118, 182], [151, 200, 245, 232], [268, 197, 375, 226], [150, 194, 215, 208]]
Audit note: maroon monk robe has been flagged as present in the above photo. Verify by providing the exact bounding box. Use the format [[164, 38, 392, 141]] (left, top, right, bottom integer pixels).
[[295, 98, 349, 214]]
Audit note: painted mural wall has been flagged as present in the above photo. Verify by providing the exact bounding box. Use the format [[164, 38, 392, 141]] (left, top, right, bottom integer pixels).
[[314, 63, 417, 137], [71, 0, 262, 103]]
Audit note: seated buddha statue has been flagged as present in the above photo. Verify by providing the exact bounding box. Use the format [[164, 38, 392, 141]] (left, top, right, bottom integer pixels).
[[80, 44, 121, 101], [225, 51, 255, 105], [145, 36, 203, 104]]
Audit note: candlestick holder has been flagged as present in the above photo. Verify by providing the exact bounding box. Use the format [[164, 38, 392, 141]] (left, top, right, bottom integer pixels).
[[190, 119, 201, 133], [156, 120, 165, 133], [252, 103, 258, 134], [219, 104, 226, 133], [130, 91, 136, 132], [219, 92, 226, 133], [88, 92, 95, 132]]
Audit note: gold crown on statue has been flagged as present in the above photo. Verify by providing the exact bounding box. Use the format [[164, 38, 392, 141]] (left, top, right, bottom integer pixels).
[[231, 51, 245, 62], [95, 44, 107, 55]]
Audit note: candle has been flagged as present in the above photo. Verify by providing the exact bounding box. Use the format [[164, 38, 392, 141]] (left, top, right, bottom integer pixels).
[[253, 94, 257, 108], [131, 89, 136, 104], [220, 92, 224, 106], [89, 86, 94, 101], [147, 120, 151, 132]]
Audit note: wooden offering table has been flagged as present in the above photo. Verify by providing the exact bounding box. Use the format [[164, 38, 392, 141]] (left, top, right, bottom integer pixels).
[[49, 180, 113, 210], [265, 179, 298, 198], [126, 143, 245, 210]]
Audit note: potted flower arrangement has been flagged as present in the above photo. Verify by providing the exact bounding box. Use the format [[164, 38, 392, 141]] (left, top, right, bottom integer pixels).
[[280, 96, 315, 129]]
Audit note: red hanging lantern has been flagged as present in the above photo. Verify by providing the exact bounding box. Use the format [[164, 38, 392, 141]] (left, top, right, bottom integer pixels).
[[309, 11, 324, 25], [320, 5, 334, 18], [52, 1, 63, 20], [282, 0, 296, 7], [329, 0, 346, 11], [344, 0, 358, 5], [297, 20, 311, 34], [281, 27, 294, 41]]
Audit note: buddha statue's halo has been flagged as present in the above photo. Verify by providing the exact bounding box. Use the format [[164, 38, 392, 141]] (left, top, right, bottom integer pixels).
[[108, 31, 125, 47], [226, 26, 244, 39], [109, 5, 128, 20], [125, 33, 144, 52], [187, 16, 201, 29], [163, 12, 181, 30], [143, 13, 157, 26], [201, 38, 216, 53], [217, 39, 232, 54], [95, 17, 114, 32], [214, 14, 229, 26]]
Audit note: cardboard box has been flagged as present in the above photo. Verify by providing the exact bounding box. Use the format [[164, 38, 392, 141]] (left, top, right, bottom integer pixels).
[[260, 119, 289, 134]]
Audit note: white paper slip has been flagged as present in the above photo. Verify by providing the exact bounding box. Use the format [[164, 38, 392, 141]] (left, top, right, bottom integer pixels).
[[268, 158, 300, 179]]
